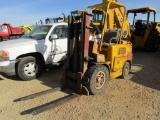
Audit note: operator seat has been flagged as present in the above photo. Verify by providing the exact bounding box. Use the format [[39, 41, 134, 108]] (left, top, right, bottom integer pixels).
[[134, 21, 144, 36], [102, 29, 120, 47], [135, 21, 142, 29]]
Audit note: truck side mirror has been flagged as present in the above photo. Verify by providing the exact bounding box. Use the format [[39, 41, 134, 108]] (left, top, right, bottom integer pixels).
[[50, 34, 58, 41]]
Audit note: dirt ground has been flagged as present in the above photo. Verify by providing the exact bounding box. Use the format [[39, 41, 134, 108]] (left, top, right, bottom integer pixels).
[[0, 49, 160, 120]]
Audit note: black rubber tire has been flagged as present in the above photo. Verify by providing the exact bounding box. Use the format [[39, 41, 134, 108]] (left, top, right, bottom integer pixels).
[[84, 65, 109, 95], [0, 37, 3, 42], [16, 56, 43, 80], [121, 62, 130, 79], [144, 30, 160, 52]]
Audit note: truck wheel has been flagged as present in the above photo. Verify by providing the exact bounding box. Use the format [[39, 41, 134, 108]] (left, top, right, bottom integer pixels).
[[84, 65, 109, 95], [16, 56, 43, 80], [121, 62, 130, 79], [0, 37, 3, 42]]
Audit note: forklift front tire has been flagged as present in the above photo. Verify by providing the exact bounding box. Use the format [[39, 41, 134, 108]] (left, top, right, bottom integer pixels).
[[85, 65, 109, 95]]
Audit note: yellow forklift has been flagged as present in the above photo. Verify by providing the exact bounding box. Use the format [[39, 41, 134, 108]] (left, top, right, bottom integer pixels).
[[65, 0, 132, 95], [127, 7, 160, 52]]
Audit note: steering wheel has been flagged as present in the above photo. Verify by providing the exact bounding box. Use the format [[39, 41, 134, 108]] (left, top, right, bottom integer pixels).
[[90, 22, 101, 35]]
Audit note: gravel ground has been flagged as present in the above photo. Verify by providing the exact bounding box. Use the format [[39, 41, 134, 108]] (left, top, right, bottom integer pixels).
[[0, 49, 160, 120]]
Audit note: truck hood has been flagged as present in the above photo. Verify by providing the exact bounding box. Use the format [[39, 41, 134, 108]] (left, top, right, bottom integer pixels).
[[0, 38, 38, 50]]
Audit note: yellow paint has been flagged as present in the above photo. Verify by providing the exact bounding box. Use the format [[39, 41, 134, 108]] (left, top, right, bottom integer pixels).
[[19, 25, 33, 34]]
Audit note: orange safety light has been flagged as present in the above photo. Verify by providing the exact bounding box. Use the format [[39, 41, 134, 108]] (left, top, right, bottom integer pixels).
[[2, 51, 8, 56]]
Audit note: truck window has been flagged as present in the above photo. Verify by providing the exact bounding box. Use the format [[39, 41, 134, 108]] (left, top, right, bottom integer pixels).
[[0, 26, 2, 31], [51, 25, 68, 38], [2, 26, 8, 31], [22, 25, 52, 40], [0, 26, 7, 31]]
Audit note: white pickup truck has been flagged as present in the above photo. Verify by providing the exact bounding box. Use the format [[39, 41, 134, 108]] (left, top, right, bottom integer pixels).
[[0, 23, 68, 80]]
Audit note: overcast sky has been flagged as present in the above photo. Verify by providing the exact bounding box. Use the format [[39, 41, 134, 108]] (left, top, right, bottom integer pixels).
[[0, 0, 160, 26]]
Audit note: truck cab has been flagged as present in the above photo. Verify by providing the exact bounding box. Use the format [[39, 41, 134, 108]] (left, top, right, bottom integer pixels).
[[0, 25, 9, 40], [0, 23, 68, 80], [0, 23, 24, 41]]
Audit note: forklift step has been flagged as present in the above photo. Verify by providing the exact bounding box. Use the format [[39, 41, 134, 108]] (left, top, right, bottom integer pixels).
[[14, 87, 61, 102], [31, 94, 79, 115]]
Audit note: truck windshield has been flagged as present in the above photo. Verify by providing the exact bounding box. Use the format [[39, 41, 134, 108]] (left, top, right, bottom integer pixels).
[[22, 25, 52, 40], [0, 25, 7, 31], [0, 26, 2, 31], [136, 19, 147, 25]]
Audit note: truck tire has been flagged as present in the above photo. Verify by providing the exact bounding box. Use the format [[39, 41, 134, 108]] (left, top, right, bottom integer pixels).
[[144, 30, 160, 52], [0, 37, 3, 42], [16, 56, 43, 80], [84, 65, 109, 95], [121, 62, 130, 79]]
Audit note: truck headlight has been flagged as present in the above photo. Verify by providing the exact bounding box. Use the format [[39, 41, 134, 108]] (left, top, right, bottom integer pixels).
[[0, 50, 9, 61]]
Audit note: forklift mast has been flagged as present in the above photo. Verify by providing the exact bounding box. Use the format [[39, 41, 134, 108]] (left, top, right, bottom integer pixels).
[[65, 12, 93, 94]]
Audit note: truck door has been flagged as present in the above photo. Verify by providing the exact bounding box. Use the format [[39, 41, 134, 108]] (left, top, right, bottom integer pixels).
[[50, 25, 68, 63]]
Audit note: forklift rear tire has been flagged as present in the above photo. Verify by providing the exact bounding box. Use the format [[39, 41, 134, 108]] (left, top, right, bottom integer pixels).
[[84, 65, 109, 95], [144, 30, 160, 52], [121, 62, 130, 79], [16, 56, 43, 80]]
